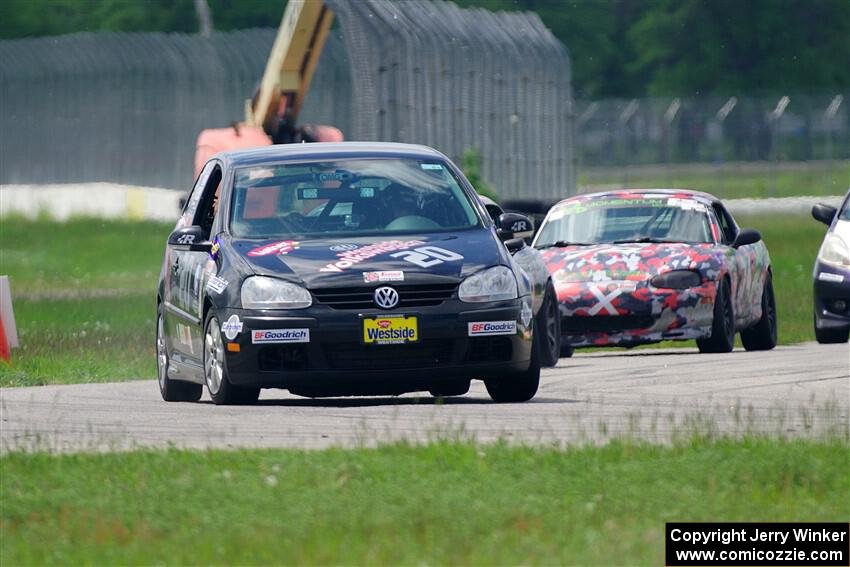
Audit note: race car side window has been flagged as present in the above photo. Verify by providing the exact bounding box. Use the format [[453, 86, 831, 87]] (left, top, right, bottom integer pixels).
[[192, 163, 223, 240], [177, 162, 214, 228], [712, 203, 737, 245]]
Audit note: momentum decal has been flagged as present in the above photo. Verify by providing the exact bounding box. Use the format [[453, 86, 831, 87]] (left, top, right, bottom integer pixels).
[[468, 321, 517, 336], [248, 240, 300, 257], [252, 329, 310, 344]]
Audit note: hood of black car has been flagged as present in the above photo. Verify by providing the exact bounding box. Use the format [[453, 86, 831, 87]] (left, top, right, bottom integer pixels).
[[229, 229, 506, 288]]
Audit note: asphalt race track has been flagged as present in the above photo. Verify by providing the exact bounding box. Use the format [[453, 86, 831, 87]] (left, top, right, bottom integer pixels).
[[1, 343, 847, 453]]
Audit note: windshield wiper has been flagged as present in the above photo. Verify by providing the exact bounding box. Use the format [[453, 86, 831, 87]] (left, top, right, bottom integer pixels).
[[535, 240, 593, 249], [610, 237, 682, 244]]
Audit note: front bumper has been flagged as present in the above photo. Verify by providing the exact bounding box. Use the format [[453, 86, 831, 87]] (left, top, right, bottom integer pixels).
[[813, 261, 850, 331], [218, 299, 533, 395], [555, 279, 717, 347]]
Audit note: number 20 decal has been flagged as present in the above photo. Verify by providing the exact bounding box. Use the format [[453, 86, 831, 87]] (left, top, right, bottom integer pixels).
[[390, 246, 463, 268]]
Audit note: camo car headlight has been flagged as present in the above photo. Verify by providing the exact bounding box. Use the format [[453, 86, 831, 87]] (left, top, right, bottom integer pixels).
[[651, 270, 702, 289], [241, 276, 312, 309], [818, 233, 850, 268], [458, 266, 518, 302]]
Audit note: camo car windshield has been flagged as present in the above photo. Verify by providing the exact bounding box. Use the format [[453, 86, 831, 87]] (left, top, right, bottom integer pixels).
[[229, 158, 480, 238], [534, 197, 714, 248]]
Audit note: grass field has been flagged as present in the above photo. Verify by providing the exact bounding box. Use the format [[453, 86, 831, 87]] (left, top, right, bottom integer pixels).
[[1, 437, 847, 565], [0, 213, 832, 387], [579, 160, 849, 199]]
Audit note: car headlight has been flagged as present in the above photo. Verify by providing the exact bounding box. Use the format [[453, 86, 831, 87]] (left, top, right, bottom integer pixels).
[[458, 266, 518, 302], [241, 276, 312, 309], [818, 233, 850, 268], [651, 270, 702, 289]]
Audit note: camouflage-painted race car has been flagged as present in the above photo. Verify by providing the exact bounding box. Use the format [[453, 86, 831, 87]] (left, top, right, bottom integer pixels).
[[532, 189, 777, 355]]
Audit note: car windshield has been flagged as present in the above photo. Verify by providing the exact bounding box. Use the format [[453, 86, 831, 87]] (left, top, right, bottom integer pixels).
[[229, 158, 480, 238], [534, 196, 713, 248], [840, 193, 850, 221]]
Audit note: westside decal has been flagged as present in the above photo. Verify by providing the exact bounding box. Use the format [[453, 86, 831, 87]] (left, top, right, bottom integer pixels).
[[320, 240, 425, 272], [252, 329, 310, 344], [468, 321, 517, 336], [248, 240, 300, 257], [363, 270, 404, 283]]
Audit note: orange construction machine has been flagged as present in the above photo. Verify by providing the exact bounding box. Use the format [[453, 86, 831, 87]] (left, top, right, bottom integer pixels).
[[194, 0, 343, 177]]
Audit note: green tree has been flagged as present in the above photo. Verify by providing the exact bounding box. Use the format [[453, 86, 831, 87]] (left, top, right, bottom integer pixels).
[[628, 0, 850, 95]]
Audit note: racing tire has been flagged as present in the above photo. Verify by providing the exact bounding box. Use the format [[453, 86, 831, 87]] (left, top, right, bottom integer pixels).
[[538, 283, 561, 368], [484, 338, 540, 403], [429, 379, 471, 398], [697, 278, 735, 354], [204, 311, 260, 405], [156, 310, 202, 402], [741, 272, 778, 351], [814, 317, 850, 344], [559, 344, 574, 358]]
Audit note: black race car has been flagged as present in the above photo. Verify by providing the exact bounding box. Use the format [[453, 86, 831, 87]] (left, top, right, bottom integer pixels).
[[812, 190, 850, 343], [157, 142, 560, 404]]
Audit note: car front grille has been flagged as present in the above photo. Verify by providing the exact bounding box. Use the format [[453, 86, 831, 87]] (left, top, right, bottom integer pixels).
[[311, 284, 457, 310], [324, 340, 454, 370], [562, 315, 654, 334]]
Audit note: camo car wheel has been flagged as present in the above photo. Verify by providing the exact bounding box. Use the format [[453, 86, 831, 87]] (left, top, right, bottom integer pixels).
[[697, 278, 735, 353], [538, 283, 561, 368], [156, 309, 202, 402], [741, 272, 777, 351], [204, 311, 260, 405]]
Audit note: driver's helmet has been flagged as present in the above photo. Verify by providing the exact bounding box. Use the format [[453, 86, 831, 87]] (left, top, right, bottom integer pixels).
[[385, 183, 421, 217]]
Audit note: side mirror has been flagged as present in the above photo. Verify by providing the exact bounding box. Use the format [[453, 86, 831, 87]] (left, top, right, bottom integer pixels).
[[497, 212, 534, 241], [812, 203, 837, 226], [504, 237, 526, 254], [168, 226, 213, 252], [732, 228, 761, 248]]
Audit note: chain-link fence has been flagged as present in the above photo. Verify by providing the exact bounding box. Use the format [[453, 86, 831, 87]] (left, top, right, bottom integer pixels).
[[575, 95, 850, 191], [0, 0, 575, 201]]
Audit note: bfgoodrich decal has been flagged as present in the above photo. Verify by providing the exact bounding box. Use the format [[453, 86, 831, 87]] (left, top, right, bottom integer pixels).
[[468, 321, 517, 336], [252, 329, 310, 344]]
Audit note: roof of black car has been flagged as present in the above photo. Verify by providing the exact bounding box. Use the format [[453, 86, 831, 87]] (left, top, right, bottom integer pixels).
[[218, 142, 446, 167]]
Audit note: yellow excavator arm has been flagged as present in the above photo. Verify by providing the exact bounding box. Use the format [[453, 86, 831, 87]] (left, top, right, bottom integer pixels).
[[245, 0, 334, 135]]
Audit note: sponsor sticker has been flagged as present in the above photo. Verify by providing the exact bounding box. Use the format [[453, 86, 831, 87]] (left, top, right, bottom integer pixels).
[[222, 314, 243, 340], [363, 270, 405, 283], [421, 163, 444, 170], [818, 271, 844, 283], [248, 240, 300, 257], [320, 239, 425, 272], [206, 275, 228, 294], [209, 237, 221, 260], [363, 315, 418, 344], [330, 244, 359, 252], [667, 197, 707, 212], [468, 321, 517, 336], [252, 328, 310, 344]]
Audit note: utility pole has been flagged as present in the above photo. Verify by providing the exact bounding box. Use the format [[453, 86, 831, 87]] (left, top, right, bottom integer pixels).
[[195, 0, 213, 38]]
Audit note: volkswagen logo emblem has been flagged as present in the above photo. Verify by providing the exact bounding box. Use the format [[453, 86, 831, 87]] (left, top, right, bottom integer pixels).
[[374, 286, 399, 309]]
